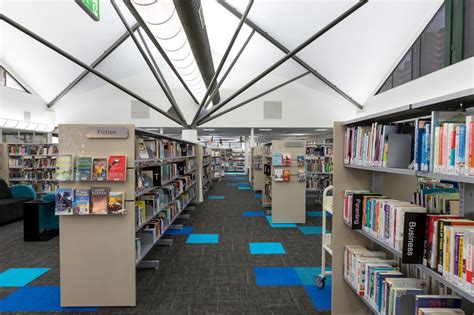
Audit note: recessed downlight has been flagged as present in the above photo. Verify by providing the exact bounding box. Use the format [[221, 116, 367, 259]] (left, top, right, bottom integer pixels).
[[259, 128, 272, 131], [202, 128, 215, 131]]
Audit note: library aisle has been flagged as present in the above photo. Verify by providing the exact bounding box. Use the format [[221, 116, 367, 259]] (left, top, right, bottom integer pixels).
[[0, 175, 331, 314]]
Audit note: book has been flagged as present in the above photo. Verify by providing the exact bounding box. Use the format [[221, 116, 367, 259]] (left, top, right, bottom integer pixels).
[[108, 192, 125, 214], [418, 308, 465, 315], [282, 170, 290, 182], [55, 188, 73, 215], [136, 137, 149, 159], [274, 169, 283, 181], [297, 155, 305, 167], [272, 152, 283, 167], [107, 155, 127, 181], [297, 170, 305, 182], [415, 295, 462, 313], [55, 155, 73, 181], [91, 187, 110, 214], [92, 158, 107, 181], [73, 189, 90, 215], [282, 153, 291, 166], [143, 139, 157, 158], [75, 157, 92, 181]]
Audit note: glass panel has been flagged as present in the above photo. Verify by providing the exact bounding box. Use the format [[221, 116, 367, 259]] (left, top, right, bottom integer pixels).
[[2, 130, 20, 144], [378, 75, 393, 94], [465, 0, 474, 58], [5, 73, 26, 92], [421, 5, 446, 76], [34, 133, 47, 144], [393, 49, 413, 87], [19, 132, 35, 144], [412, 38, 421, 79], [0, 67, 6, 86]]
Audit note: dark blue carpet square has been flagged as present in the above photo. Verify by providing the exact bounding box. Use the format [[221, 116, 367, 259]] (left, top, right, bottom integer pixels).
[[253, 267, 302, 286], [305, 285, 332, 311], [0, 268, 49, 287], [0, 286, 96, 312], [254, 193, 262, 198], [243, 211, 265, 217], [164, 226, 193, 235]]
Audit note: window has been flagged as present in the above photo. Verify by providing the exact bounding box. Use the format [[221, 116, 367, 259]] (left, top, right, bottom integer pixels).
[[420, 5, 446, 76], [0, 66, 30, 93], [393, 49, 413, 87], [465, 0, 474, 58]]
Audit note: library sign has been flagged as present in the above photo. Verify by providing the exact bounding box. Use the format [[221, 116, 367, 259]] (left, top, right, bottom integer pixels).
[[284, 140, 305, 147], [86, 127, 128, 139], [401, 212, 427, 264]]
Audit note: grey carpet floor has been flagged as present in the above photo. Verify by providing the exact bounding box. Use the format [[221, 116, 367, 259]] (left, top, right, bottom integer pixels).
[[0, 176, 331, 314]]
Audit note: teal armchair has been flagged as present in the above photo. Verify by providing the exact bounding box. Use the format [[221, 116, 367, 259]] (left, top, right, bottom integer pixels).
[[39, 192, 58, 231], [10, 185, 36, 199]]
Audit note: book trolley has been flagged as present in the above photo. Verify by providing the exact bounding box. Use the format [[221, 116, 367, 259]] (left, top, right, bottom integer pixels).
[[57, 124, 201, 307], [332, 89, 474, 314]]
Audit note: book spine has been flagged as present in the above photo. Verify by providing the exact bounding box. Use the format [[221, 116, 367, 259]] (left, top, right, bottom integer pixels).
[[470, 120, 474, 175], [438, 221, 446, 273], [456, 124, 466, 174], [434, 127, 440, 173]]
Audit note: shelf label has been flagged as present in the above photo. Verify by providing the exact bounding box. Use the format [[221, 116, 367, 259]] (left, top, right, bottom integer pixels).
[[402, 212, 426, 264], [86, 127, 128, 139], [284, 140, 305, 147]]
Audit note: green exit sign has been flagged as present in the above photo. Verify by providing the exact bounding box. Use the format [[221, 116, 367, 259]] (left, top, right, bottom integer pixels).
[[75, 0, 100, 21]]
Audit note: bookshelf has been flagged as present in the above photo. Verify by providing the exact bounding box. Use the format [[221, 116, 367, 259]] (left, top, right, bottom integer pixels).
[[332, 91, 474, 314], [200, 145, 212, 198], [305, 141, 333, 204], [211, 148, 224, 181], [7, 143, 59, 194], [250, 144, 265, 192], [262, 142, 272, 209], [57, 125, 198, 307]]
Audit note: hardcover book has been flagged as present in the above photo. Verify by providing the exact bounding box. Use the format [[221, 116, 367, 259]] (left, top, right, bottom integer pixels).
[[282, 153, 292, 166], [92, 158, 107, 181], [91, 187, 110, 214], [108, 192, 125, 214], [55, 188, 73, 215], [283, 170, 290, 182], [55, 155, 73, 181], [73, 189, 90, 215], [415, 295, 462, 312], [107, 155, 127, 181], [75, 156, 92, 181]]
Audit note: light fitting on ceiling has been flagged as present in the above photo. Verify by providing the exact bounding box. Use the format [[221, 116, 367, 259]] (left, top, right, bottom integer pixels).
[[315, 129, 328, 132], [259, 128, 272, 131], [0, 118, 55, 132], [131, 0, 207, 102]]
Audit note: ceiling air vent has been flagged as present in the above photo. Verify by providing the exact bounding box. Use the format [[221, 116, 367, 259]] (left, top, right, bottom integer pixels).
[[263, 101, 282, 119], [131, 100, 150, 119], [24, 111, 31, 122]]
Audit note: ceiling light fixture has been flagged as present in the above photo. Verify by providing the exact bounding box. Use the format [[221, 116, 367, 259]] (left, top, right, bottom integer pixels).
[[131, 0, 207, 102], [315, 129, 328, 132], [259, 128, 272, 131], [0, 118, 55, 132], [202, 128, 215, 131]]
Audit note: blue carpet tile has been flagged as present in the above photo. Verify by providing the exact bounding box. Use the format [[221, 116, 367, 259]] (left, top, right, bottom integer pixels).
[[307, 211, 332, 218], [298, 226, 329, 235], [249, 242, 286, 254], [242, 210, 265, 217], [208, 195, 225, 200], [254, 193, 262, 198], [186, 234, 219, 244], [253, 267, 302, 286], [164, 226, 193, 235], [305, 284, 332, 311], [0, 286, 96, 312], [0, 268, 49, 287], [265, 216, 297, 228], [238, 187, 252, 190], [226, 183, 238, 186]]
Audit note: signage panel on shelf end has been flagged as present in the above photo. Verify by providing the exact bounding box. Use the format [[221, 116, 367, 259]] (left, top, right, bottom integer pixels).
[[75, 0, 100, 21], [86, 127, 128, 139]]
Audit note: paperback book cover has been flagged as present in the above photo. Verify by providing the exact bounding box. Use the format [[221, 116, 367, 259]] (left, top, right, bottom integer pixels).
[[283, 170, 290, 182], [55, 188, 73, 215], [415, 295, 462, 312], [282, 153, 292, 166], [297, 155, 305, 167], [92, 158, 107, 181], [91, 187, 110, 215], [297, 170, 305, 182], [143, 140, 157, 159], [55, 155, 73, 181], [108, 192, 125, 214], [75, 156, 92, 181], [272, 152, 283, 167], [136, 138, 149, 159], [107, 155, 127, 181], [274, 169, 283, 181], [73, 189, 90, 215]]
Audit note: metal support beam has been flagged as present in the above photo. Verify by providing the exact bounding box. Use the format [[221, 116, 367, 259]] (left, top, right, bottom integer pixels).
[[47, 23, 139, 108], [200, 30, 255, 117], [198, 72, 310, 125], [191, 0, 254, 126], [111, 0, 186, 125], [197, 1, 367, 124], [218, 0, 363, 110], [0, 14, 185, 126], [123, 0, 199, 105]]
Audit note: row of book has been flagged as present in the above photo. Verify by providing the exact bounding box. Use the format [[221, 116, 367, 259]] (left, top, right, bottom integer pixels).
[[305, 158, 332, 174], [272, 152, 305, 167], [55, 187, 124, 215], [343, 123, 413, 168], [136, 137, 195, 160], [8, 157, 57, 168], [8, 144, 58, 156], [306, 145, 333, 157], [306, 175, 331, 190], [344, 245, 464, 315], [9, 170, 55, 180], [32, 182, 58, 193], [264, 182, 272, 198], [55, 155, 127, 182]]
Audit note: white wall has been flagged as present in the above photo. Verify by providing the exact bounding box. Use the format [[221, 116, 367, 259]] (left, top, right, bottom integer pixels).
[[360, 57, 474, 116], [0, 61, 54, 125]]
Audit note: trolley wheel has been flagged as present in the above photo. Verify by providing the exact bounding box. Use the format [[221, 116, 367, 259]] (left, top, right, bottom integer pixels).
[[316, 276, 326, 289]]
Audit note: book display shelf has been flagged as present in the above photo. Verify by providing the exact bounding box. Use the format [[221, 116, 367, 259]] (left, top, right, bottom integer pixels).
[[200, 145, 212, 199], [57, 125, 199, 307], [211, 148, 224, 182], [332, 90, 474, 314], [6, 143, 59, 195], [250, 144, 265, 192], [262, 142, 272, 209], [305, 141, 333, 204]]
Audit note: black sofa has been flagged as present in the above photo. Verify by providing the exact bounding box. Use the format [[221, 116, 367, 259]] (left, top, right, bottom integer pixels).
[[0, 179, 35, 225]]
